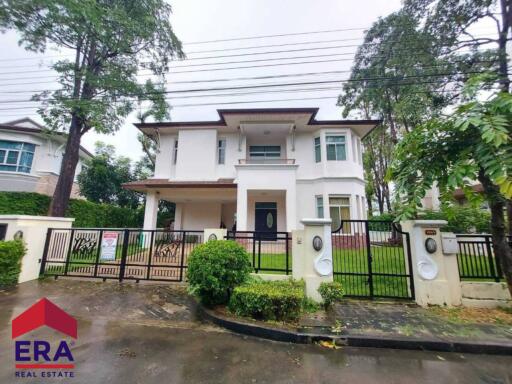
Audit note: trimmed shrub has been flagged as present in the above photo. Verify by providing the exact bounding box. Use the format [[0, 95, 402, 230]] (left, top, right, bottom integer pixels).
[[187, 240, 252, 306], [228, 279, 305, 321], [0, 240, 25, 288], [0, 192, 142, 228], [318, 281, 344, 308]]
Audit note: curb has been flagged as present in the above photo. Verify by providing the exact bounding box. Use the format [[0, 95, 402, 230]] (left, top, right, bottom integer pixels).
[[198, 306, 512, 355]]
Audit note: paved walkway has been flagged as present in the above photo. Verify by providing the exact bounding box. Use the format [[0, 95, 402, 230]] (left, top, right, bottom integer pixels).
[[331, 300, 512, 343], [1, 280, 512, 383]]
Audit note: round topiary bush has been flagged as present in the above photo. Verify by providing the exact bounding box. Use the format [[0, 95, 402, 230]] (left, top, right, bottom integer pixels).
[[187, 240, 252, 307]]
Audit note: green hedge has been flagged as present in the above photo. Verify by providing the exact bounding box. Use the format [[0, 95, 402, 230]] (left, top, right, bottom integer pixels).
[[228, 279, 305, 321], [369, 206, 492, 233], [0, 192, 142, 228], [0, 240, 25, 288]]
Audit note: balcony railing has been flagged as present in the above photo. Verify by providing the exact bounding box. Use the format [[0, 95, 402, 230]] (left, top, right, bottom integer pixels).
[[238, 158, 296, 165]]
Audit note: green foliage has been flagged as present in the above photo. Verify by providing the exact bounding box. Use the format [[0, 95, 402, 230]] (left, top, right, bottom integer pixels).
[[187, 240, 252, 307], [390, 84, 512, 221], [0, 192, 51, 215], [0, 192, 142, 228], [0, 0, 183, 135], [228, 279, 305, 322], [0, 240, 25, 289], [78, 142, 141, 209], [318, 282, 345, 308], [369, 205, 492, 233]]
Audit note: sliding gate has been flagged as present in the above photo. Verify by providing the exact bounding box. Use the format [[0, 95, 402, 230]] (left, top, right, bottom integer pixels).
[[332, 220, 414, 300], [40, 228, 203, 282]]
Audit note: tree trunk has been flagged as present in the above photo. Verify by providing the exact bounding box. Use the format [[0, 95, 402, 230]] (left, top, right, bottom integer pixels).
[[479, 170, 512, 296], [48, 115, 83, 216], [507, 200, 512, 236]]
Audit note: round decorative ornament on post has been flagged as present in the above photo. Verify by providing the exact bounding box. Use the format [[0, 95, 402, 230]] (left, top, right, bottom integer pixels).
[[312, 235, 323, 251], [425, 238, 437, 254], [208, 233, 218, 241]]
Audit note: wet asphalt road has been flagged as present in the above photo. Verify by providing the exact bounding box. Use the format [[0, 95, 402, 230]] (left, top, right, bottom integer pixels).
[[0, 280, 511, 384]]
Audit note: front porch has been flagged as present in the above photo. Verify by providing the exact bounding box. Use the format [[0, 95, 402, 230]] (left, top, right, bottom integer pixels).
[[123, 179, 292, 233]]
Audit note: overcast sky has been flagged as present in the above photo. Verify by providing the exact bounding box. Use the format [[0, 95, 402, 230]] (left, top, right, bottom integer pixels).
[[0, 0, 408, 161]]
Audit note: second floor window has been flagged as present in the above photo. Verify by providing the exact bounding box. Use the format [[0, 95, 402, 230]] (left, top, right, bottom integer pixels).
[[173, 140, 178, 164], [249, 145, 280, 159], [316, 195, 324, 218], [0, 140, 35, 173], [218, 139, 226, 164], [314, 137, 321, 163], [326, 135, 346, 161]]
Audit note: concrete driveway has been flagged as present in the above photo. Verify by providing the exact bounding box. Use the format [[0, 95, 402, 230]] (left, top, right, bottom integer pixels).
[[1, 279, 511, 384]]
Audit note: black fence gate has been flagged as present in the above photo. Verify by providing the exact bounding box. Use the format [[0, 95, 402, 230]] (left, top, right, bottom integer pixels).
[[40, 228, 203, 282], [225, 230, 291, 274], [331, 220, 414, 300]]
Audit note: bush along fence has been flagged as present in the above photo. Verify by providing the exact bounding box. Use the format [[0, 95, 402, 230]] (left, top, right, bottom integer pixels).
[[456, 234, 512, 282], [0, 239, 25, 288], [0, 192, 142, 228]]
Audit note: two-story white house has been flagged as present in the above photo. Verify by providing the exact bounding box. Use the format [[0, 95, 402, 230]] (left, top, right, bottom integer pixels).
[[0, 118, 92, 198], [124, 108, 379, 233]]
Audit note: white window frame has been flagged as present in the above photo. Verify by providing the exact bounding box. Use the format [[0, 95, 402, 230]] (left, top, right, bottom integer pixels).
[[329, 195, 351, 233], [315, 195, 324, 218], [217, 138, 226, 165], [326, 135, 347, 161], [249, 145, 281, 159], [314, 137, 321, 163], [0, 140, 35, 173]]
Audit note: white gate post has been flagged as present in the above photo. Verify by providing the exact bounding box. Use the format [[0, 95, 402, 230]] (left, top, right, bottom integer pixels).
[[203, 228, 227, 243], [292, 218, 333, 302], [400, 220, 462, 307], [0, 215, 74, 283]]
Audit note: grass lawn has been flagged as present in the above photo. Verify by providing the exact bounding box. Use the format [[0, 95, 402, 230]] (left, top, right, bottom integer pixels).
[[254, 245, 413, 298], [457, 253, 503, 282]]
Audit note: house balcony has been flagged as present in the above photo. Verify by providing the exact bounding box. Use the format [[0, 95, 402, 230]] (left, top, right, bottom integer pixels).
[[238, 158, 295, 165]]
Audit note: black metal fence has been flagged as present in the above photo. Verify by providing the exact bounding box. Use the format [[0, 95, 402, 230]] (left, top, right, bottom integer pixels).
[[456, 234, 511, 282], [332, 220, 414, 300], [225, 231, 291, 274], [40, 228, 203, 282]]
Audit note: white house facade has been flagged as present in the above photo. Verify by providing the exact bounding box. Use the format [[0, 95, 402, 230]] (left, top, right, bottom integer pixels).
[[124, 108, 379, 232], [0, 118, 92, 198]]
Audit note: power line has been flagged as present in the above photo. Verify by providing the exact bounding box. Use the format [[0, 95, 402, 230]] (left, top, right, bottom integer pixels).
[[0, 70, 496, 111]]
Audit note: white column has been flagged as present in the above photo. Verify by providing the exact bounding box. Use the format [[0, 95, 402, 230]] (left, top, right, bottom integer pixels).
[[174, 203, 182, 230], [292, 218, 333, 302], [143, 192, 159, 230], [400, 220, 462, 307], [286, 186, 297, 231], [236, 187, 247, 231]]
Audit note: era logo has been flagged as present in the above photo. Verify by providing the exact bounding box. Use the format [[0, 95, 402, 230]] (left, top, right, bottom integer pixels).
[[12, 298, 77, 370], [15, 340, 74, 362]]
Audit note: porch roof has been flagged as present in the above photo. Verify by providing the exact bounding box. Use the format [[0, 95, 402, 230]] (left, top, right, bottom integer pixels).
[[122, 178, 237, 192]]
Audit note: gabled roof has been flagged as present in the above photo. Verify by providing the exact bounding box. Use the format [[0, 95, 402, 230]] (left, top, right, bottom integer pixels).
[[0, 118, 93, 159], [134, 107, 381, 138]]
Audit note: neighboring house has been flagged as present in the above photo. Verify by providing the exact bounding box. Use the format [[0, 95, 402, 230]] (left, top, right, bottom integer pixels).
[[0, 118, 92, 198], [124, 108, 379, 232]]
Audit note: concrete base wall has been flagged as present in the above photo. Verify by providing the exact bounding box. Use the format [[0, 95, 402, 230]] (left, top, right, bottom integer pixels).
[[461, 282, 511, 308], [0, 215, 74, 283]]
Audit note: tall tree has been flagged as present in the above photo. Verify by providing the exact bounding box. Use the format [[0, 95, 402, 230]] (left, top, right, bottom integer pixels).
[[402, 0, 512, 227], [0, 0, 183, 216], [337, 11, 485, 213]]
